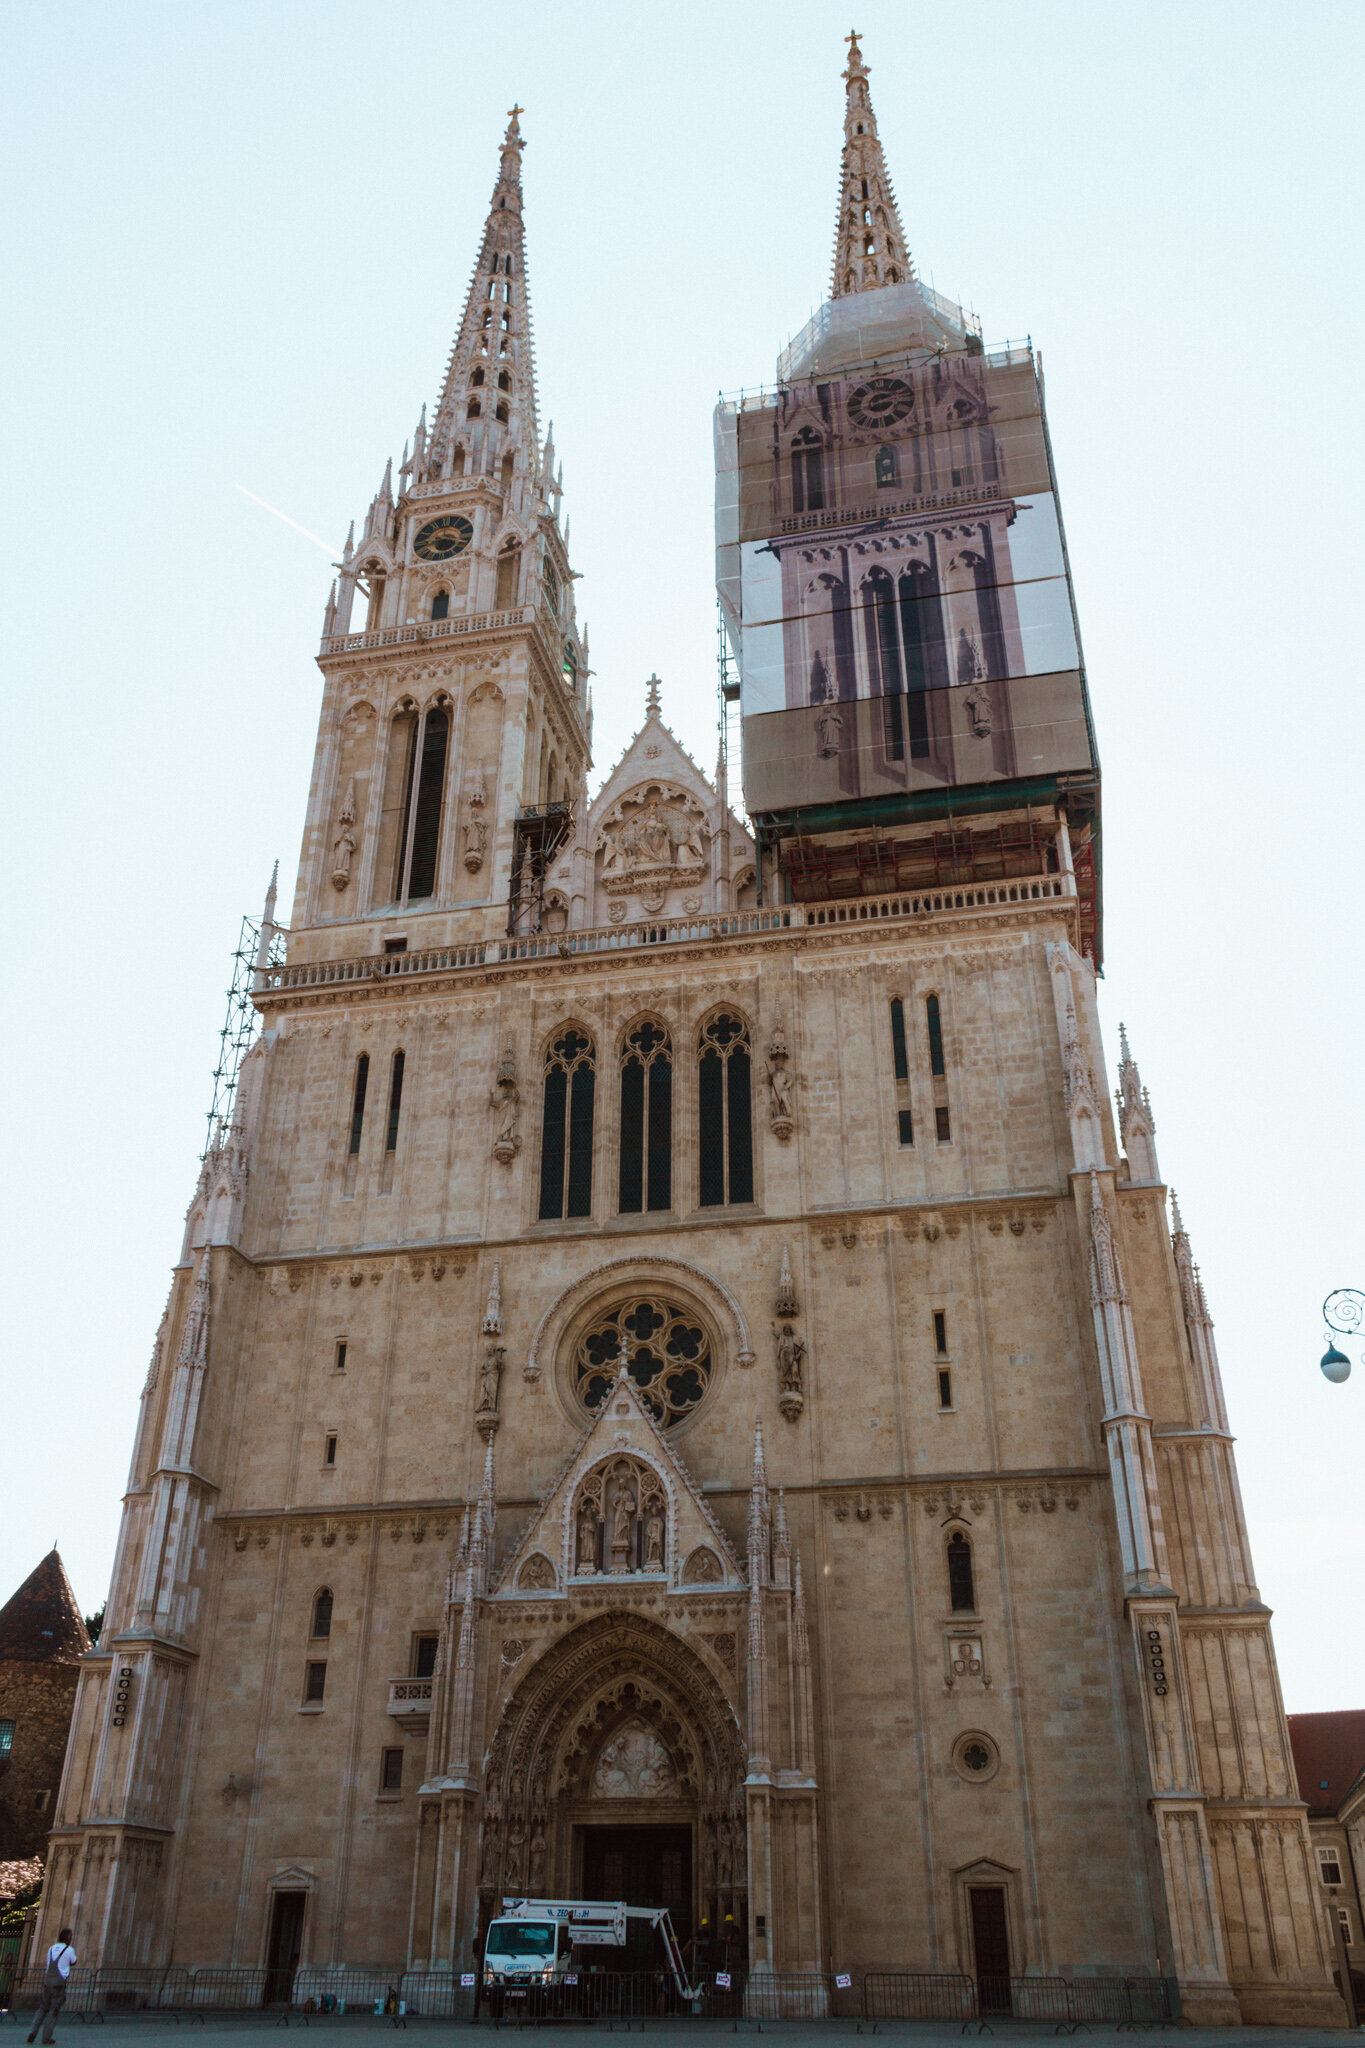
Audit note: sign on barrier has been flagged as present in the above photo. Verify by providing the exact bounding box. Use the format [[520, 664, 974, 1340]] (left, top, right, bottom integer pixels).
[[715, 1971, 731, 1988], [460, 1973, 475, 1987], [835, 1973, 852, 1988]]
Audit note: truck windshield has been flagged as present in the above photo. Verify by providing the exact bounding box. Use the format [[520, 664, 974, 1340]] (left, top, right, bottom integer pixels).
[[486, 1922, 554, 1957]]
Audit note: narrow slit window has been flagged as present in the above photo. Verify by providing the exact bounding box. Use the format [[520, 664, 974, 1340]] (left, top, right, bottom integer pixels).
[[890, 998, 909, 1080], [323, 1434, 337, 1467], [385, 1052, 405, 1153], [348, 1055, 370, 1155], [334, 1342, 347, 1372], [539, 1029, 595, 1221], [934, 1311, 948, 1356], [311, 1590, 333, 1639], [937, 1368, 953, 1409], [935, 1105, 952, 1143], [947, 1532, 975, 1612], [304, 1661, 327, 1703], [699, 1013, 753, 1208], [898, 1109, 914, 1146], [926, 994, 946, 1076], [430, 588, 449, 622], [381, 1747, 404, 1793], [404, 707, 448, 900]]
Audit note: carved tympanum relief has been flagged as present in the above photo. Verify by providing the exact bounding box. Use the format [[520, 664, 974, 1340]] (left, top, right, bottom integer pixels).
[[598, 783, 708, 914], [590, 1722, 678, 1800]]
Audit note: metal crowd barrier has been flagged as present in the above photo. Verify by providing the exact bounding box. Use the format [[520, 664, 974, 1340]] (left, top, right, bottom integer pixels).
[[0, 1961, 1174, 2027]]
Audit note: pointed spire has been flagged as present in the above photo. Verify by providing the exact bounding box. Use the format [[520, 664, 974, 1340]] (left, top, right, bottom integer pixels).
[[1169, 1190, 1209, 1326], [831, 32, 913, 298], [253, 862, 280, 974], [176, 1248, 212, 1373], [342, 520, 354, 564], [481, 1259, 504, 1337], [747, 1418, 771, 1574], [428, 112, 540, 488], [776, 1242, 799, 1317], [1114, 1022, 1160, 1181], [1087, 1169, 1127, 1307]]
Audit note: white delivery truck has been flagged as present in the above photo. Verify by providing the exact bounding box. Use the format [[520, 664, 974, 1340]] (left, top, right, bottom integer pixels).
[[482, 1897, 697, 2011]]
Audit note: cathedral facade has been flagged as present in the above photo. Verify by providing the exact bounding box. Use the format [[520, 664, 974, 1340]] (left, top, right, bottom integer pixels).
[[38, 45, 1345, 2029]]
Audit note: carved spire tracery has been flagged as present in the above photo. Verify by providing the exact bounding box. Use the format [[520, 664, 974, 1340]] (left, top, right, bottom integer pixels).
[[1115, 1022, 1161, 1182], [831, 33, 913, 298]]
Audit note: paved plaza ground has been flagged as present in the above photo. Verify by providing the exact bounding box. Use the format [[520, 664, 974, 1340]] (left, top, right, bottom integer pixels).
[[2, 2020, 1358, 2045]]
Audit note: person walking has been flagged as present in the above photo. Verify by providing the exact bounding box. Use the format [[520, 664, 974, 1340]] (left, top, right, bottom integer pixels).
[[27, 1930, 76, 2045]]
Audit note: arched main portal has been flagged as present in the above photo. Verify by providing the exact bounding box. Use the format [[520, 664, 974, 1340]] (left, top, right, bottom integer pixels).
[[479, 1611, 747, 1954]]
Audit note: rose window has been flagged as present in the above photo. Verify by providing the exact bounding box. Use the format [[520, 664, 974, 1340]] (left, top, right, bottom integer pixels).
[[847, 377, 914, 430], [574, 1298, 711, 1426]]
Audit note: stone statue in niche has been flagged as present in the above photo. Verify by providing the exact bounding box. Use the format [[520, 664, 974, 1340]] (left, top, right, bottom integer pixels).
[[644, 1498, 665, 1571], [518, 1553, 556, 1591], [463, 814, 487, 872], [964, 681, 994, 738], [490, 1046, 520, 1165], [331, 778, 358, 891], [591, 1723, 677, 1800], [576, 1501, 599, 1575], [766, 1028, 794, 1140], [475, 1340, 504, 1441], [815, 703, 843, 758], [611, 1480, 638, 1570], [683, 1545, 722, 1585], [773, 1320, 806, 1423]]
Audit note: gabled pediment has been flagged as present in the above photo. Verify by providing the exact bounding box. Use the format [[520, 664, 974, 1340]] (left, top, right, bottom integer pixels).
[[590, 714, 719, 835], [495, 1366, 745, 1600]]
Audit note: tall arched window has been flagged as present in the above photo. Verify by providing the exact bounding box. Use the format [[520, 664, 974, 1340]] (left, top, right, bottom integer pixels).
[[500, 452, 515, 492], [791, 428, 825, 514], [947, 1531, 975, 1612], [495, 543, 521, 610], [311, 1589, 333, 1639], [498, 370, 512, 392], [430, 587, 449, 621], [470, 367, 485, 387], [862, 566, 906, 760], [390, 704, 449, 902], [539, 1029, 596, 1221], [926, 994, 946, 1075], [348, 1054, 370, 1155], [466, 398, 481, 419], [619, 1021, 672, 1214], [698, 1013, 753, 1207]]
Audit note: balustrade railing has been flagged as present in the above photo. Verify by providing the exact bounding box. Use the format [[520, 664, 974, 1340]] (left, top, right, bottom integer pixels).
[[258, 873, 1070, 995], [321, 603, 536, 656]]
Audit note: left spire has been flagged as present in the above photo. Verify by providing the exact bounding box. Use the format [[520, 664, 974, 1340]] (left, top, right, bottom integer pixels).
[[423, 107, 540, 492]]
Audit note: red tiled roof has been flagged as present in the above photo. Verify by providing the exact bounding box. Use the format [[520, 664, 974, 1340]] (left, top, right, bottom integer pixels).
[[1288, 1710, 1365, 1817], [0, 1550, 90, 1664]]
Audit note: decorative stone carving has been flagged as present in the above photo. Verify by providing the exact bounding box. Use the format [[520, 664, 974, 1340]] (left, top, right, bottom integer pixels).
[[766, 1028, 794, 1140], [964, 680, 994, 737], [773, 1320, 806, 1422], [945, 1633, 989, 1691], [683, 1545, 723, 1584], [572, 1455, 667, 1577], [591, 1723, 677, 1800], [490, 1048, 520, 1164], [501, 1636, 526, 1668], [517, 1554, 556, 1591], [475, 1340, 504, 1441], [921, 1487, 987, 1519], [463, 813, 487, 873], [331, 778, 357, 891], [814, 702, 843, 757], [775, 1242, 799, 1317], [598, 783, 709, 907]]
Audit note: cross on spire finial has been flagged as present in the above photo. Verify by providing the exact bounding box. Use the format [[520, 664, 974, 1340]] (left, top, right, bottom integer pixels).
[[832, 31, 913, 298], [645, 673, 662, 716], [508, 103, 523, 120]]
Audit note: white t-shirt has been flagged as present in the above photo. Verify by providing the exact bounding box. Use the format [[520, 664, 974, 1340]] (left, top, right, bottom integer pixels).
[[47, 1943, 76, 1980]]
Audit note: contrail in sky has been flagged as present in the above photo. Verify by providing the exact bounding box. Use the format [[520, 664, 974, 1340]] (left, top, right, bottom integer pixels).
[[236, 485, 339, 557]]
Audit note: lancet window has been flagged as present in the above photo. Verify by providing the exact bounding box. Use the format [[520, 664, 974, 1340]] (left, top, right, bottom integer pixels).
[[539, 1028, 595, 1220], [348, 1054, 370, 1154], [311, 1590, 333, 1639], [572, 1454, 668, 1575], [430, 587, 449, 621], [573, 1298, 711, 1428], [698, 1012, 753, 1207], [619, 1021, 672, 1214], [947, 1531, 975, 1612], [791, 427, 825, 514], [495, 543, 521, 610], [389, 703, 449, 903]]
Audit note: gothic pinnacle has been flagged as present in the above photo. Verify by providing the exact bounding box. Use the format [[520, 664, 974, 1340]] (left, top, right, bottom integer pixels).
[[831, 30, 913, 298]]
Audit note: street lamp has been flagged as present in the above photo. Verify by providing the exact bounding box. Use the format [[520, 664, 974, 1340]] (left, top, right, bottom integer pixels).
[[1320, 1289, 1362, 1384]]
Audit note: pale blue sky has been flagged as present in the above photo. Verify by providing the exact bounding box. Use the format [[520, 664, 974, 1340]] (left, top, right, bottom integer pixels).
[[2, 1, 1362, 1709]]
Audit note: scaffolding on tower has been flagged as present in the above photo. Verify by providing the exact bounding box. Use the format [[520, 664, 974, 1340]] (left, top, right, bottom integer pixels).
[[203, 884, 287, 1153], [508, 802, 574, 936]]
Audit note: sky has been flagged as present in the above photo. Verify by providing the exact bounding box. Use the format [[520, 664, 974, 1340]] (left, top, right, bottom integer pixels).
[[2, 0, 1362, 1712]]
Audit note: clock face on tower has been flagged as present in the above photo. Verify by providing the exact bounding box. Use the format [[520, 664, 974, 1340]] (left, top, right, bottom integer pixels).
[[414, 514, 474, 561]]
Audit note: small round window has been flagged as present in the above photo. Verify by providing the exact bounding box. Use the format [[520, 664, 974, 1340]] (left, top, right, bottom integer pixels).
[[574, 1298, 712, 1427], [952, 1731, 1001, 1783]]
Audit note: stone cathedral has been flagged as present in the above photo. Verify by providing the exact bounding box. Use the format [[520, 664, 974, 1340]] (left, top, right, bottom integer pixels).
[[40, 42, 1344, 2030]]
